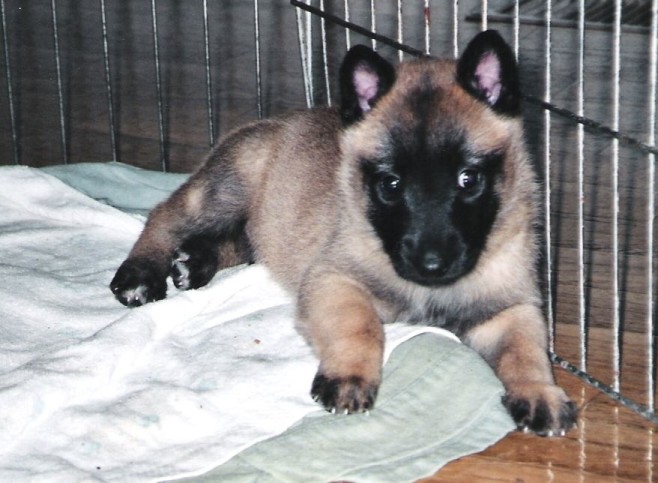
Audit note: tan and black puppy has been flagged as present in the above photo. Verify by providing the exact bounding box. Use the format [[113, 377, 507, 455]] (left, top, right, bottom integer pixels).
[[111, 31, 577, 436]]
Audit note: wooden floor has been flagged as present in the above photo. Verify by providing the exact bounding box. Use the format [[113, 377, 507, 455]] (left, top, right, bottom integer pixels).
[[421, 324, 658, 483]]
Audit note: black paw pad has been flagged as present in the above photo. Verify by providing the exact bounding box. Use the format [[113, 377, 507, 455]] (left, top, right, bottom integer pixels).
[[311, 373, 378, 414], [171, 235, 219, 290], [502, 393, 578, 437], [110, 259, 167, 307], [503, 395, 530, 427], [529, 399, 552, 435], [559, 400, 578, 430]]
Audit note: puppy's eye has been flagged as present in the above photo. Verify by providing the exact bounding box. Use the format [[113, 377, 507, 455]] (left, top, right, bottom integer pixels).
[[457, 169, 480, 189], [378, 174, 403, 202], [381, 175, 401, 193]]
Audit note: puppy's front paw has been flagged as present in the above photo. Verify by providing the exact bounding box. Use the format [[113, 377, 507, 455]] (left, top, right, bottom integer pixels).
[[171, 235, 218, 290], [311, 373, 379, 414], [502, 383, 577, 437], [110, 259, 167, 307]]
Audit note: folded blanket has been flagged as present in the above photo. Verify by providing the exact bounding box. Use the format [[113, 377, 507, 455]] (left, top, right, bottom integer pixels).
[[0, 163, 514, 482]]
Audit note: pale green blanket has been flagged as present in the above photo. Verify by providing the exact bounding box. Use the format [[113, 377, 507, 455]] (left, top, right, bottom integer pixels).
[[187, 333, 514, 483]]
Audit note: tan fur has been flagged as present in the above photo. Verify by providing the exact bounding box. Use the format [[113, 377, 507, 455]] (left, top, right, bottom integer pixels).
[[112, 47, 575, 434]]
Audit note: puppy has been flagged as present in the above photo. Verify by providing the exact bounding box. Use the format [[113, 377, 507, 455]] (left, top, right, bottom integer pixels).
[[111, 30, 577, 436]]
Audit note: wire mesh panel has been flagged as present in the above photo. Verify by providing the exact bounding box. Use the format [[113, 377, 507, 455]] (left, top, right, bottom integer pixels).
[[0, 1, 300, 172]]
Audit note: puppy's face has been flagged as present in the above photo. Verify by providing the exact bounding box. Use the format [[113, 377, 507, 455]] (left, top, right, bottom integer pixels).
[[339, 32, 521, 287], [361, 109, 503, 286]]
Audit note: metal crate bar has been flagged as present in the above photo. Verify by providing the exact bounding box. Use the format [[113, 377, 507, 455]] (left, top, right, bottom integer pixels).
[[0, 0, 18, 165], [576, 0, 587, 371], [370, 0, 377, 50], [524, 96, 658, 156], [647, 0, 658, 411], [99, 0, 117, 162], [344, 0, 351, 50], [513, 0, 520, 57], [397, 0, 404, 62], [295, 2, 313, 108], [543, 0, 555, 350], [320, 0, 331, 106], [551, 353, 658, 425], [423, 0, 431, 55], [202, 0, 215, 146], [150, 0, 167, 172], [51, 0, 68, 164], [611, 0, 622, 393], [254, 0, 263, 119], [453, 0, 459, 58]]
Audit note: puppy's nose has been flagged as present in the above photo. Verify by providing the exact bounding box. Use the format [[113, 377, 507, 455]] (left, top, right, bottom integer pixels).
[[422, 251, 440, 271], [421, 250, 446, 275]]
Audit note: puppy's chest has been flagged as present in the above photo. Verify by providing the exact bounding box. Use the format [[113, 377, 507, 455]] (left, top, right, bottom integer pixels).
[[394, 295, 505, 337]]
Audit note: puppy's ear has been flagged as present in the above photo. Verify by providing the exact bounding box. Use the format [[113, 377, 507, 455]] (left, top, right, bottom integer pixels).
[[339, 45, 395, 125], [456, 30, 520, 116]]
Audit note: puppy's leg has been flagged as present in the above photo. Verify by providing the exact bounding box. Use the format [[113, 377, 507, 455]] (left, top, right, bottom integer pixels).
[[299, 273, 384, 413], [464, 304, 577, 436], [111, 168, 248, 307]]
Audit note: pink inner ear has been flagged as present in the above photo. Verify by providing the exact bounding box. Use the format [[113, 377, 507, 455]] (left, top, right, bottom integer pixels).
[[474, 51, 502, 105], [353, 64, 380, 112]]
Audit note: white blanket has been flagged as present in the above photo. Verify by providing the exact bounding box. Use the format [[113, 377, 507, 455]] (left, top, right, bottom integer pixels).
[[0, 163, 513, 482]]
